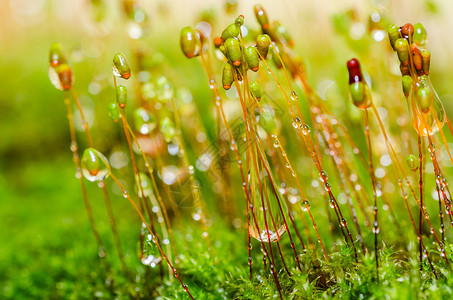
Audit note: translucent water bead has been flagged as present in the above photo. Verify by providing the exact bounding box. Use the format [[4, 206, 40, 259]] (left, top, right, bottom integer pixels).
[[407, 75, 445, 136], [81, 148, 111, 182]]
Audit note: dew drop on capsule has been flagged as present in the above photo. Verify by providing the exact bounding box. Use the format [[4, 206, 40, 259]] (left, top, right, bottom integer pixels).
[[290, 91, 298, 101]]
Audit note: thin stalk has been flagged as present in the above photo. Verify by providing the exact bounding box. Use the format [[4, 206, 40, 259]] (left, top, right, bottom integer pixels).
[[418, 135, 424, 269], [108, 172, 194, 300], [70, 87, 127, 272], [63, 94, 111, 276], [364, 109, 379, 282]]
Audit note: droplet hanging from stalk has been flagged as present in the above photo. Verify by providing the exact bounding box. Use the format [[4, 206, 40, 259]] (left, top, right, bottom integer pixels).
[[81, 148, 111, 182], [407, 75, 445, 136], [138, 223, 162, 268], [248, 175, 288, 243]]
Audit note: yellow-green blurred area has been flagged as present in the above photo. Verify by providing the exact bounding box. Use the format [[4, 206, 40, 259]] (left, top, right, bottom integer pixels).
[[2, 0, 453, 298]]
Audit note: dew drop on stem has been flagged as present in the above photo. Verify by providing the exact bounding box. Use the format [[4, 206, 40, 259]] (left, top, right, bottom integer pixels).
[[290, 90, 298, 101], [302, 124, 311, 135]]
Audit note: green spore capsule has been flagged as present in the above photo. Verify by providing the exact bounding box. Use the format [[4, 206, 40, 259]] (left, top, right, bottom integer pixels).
[[134, 108, 156, 135], [254, 4, 269, 31], [406, 154, 418, 171], [57, 64, 73, 91], [49, 43, 66, 67], [402, 75, 413, 98], [413, 23, 427, 47], [245, 46, 259, 72], [225, 37, 242, 67], [235, 15, 244, 27], [274, 21, 294, 47], [417, 86, 433, 113], [249, 81, 261, 101], [109, 102, 120, 122], [394, 38, 409, 65], [421, 49, 431, 75], [222, 63, 234, 90], [387, 24, 400, 51], [113, 53, 131, 79], [256, 34, 271, 59], [271, 44, 283, 69], [260, 108, 277, 133], [116, 85, 127, 108], [161, 117, 176, 142], [349, 81, 369, 109], [221, 23, 240, 41], [180, 26, 200, 58], [81, 148, 110, 182]]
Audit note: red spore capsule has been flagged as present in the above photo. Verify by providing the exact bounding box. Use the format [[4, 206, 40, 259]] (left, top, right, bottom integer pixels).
[[400, 23, 414, 40], [347, 58, 363, 84]]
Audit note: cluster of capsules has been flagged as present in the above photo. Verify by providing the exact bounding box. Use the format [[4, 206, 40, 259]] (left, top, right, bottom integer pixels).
[[180, 5, 296, 103], [388, 22, 446, 136]]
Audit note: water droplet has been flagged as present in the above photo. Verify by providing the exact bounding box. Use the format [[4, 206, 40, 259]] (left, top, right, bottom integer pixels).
[[329, 199, 335, 208], [408, 75, 445, 136], [188, 165, 194, 174], [70, 141, 78, 152], [139, 225, 162, 267], [301, 199, 311, 211], [319, 170, 328, 182], [273, 139, 280, 148], [81, 148, 110, 182], [290, 91, 298, 101], [301, 124, 311, 135], [292, 117, 301, 129]]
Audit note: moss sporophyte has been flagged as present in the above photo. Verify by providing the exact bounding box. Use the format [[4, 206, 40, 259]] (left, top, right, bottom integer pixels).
[[47, 2, 453, 298]]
